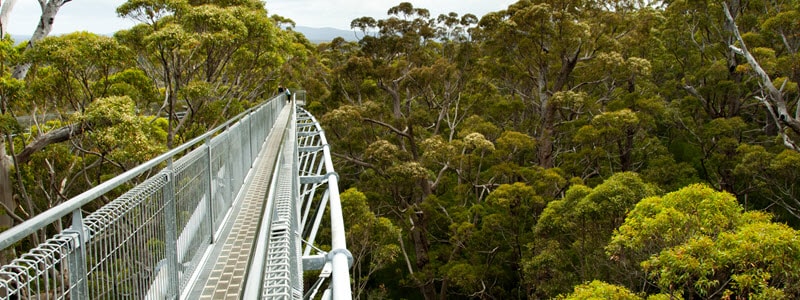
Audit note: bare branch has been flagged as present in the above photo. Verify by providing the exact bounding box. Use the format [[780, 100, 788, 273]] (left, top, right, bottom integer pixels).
[[15, 123, 84, 164], [430, 164, 449, 191], [331, 152, 377, 170], [683, 84, 708, 104], [0, 199, 25, 223], [363, 117, 410, 138], [723, 3, 800, 137]]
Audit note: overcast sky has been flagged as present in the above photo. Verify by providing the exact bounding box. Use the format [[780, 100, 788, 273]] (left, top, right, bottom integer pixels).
[[6, 0, 516, 35]]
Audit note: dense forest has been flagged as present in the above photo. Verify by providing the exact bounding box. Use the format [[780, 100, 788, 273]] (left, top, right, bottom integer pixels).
[[1, 0, 800, 298]]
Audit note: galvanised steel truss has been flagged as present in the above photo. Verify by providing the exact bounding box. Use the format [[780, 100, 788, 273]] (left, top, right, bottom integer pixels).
[[246, 104, 353, 300]]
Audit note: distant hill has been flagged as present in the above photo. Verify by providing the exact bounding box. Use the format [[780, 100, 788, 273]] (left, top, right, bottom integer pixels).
[[9, 33, 115, 45], [9, 26, 355, 45], [294, 26, 357, 43]]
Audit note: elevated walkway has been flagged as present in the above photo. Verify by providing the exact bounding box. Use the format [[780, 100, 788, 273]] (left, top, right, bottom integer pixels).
[[0, 92, 352, 299]]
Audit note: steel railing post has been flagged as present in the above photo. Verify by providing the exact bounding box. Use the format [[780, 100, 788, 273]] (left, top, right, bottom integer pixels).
[[66, 210, 89, 299], [164, 162, 180, 299], [244, 115, 252, 169], [249, 111, 256, 168], [205, 138, 216, 243]]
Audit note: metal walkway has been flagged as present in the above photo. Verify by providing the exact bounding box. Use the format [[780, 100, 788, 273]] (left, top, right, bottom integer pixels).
[[0, 93, 352, 299]]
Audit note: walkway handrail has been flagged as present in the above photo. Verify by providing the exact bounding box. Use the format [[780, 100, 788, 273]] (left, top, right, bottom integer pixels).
[[292, 107, 352, 299]]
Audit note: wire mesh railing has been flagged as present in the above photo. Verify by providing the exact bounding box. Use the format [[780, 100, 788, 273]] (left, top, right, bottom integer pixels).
[[0, 96, 285, 300]]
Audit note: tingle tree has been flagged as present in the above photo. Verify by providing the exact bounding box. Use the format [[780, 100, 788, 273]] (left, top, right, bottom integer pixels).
[[116, 0, 289, 147], [474, 0, 656, 169], [475, 0, 594, 168]]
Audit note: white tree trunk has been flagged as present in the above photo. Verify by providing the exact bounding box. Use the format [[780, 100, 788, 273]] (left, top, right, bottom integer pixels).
[[0, 0, 19, 36], [11, 0, 70, 79], [0, 141, 13, 230], [723, 3, 800, 149]]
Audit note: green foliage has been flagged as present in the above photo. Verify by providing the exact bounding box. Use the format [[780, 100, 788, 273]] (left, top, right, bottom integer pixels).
[[556, 280, 641, 300], [21, 32, 136, 113], [0, 113, 21, 136], [340, 188, 402, 298], [77, 96, 167, 165], [530, 172, 659, 297], [609, 184, 742, 255], [312, 0, 800, 298], [365, 140, 400, 168], [103, 69, 160, 110], [608, 184, 800, 297]]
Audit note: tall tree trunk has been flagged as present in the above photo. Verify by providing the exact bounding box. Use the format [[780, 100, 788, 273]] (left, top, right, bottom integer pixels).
[[11, 0, 69, 79], [378, 79, 402, 120], [0, 142, 13, 231], [537, 126, 554, 168], [411, 211, 436, 299], [620, 128, 635, 171], [0, 0, 19, 36], [537, 48, 581, 168], [724, 3, 800, 150], [538, 94, 556, 168], [406, 120, 438, 298]]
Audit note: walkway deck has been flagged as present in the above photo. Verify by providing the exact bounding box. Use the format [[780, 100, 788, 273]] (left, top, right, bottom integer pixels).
[[185, 104, 292, 299]]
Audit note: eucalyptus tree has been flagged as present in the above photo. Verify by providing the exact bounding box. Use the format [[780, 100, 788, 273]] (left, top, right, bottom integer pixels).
[[721, 1, 800, 151], [410, 12, 479, 141], [530, 172, 658, 297], [646, 0, 800, 220], [0, 0, 76, 234], [658, 0, 757, 120], [332, 4, 487, 298], [25, 32, 141, 112], [350, 2, 435, 120], [607, 184, 800, 297], [475, 0, 595, 168], [116, 0, 289, 146], [474, 0, 661, 170], [339, 188, 402, 299], [317, 37, 374, 107], [0, 32, 160, 238], [0, 32, 164, 241]]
